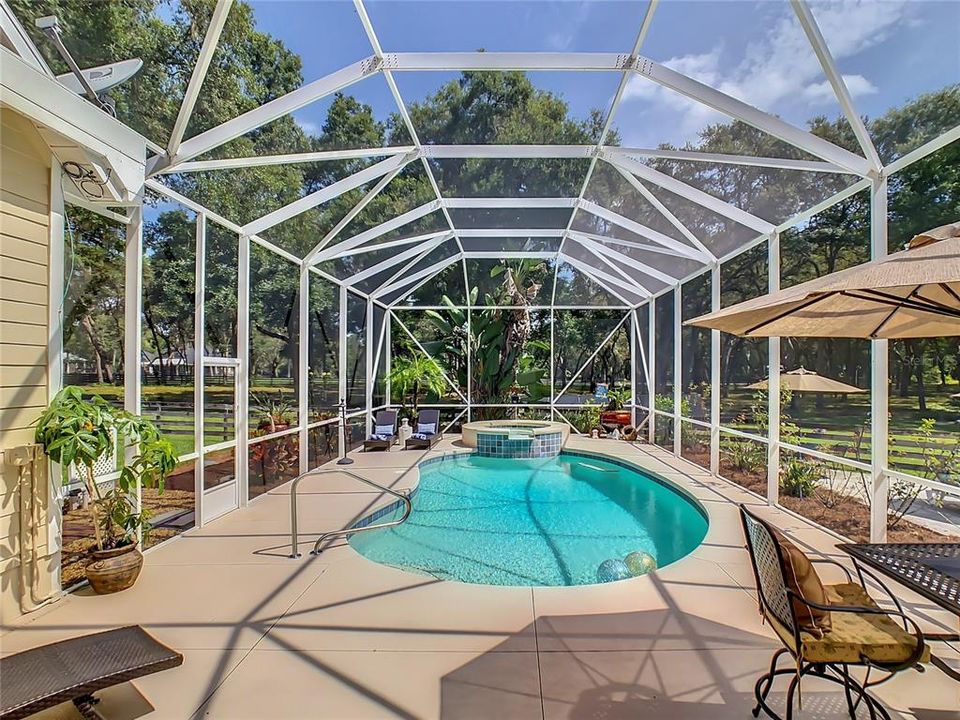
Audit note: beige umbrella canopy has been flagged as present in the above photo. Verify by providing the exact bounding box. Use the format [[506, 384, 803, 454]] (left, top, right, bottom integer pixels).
[[747, 367, 865, 394], [687, 222, 960, 339]]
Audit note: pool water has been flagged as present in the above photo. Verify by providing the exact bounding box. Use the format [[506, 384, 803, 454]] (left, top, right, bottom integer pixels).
[[349, 452, 708, 587]]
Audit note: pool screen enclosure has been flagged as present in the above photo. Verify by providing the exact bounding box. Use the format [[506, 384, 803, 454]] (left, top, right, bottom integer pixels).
[[22, 0, 959, 540]]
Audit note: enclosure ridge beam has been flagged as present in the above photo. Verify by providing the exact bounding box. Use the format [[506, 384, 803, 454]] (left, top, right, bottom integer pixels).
[[443, 197, 578, 208], [384, 51, 634, 72], [372, 235, 455, 294], [575, 240, 653, 297], [152, 55, 382, 174], [601, 152, 776, 235], [629, 54, 874, 177], [347, 234, 450, 285], [310, 199, 443, 263], [610, 163, 715, 261], [243, 152, 416, 236], [326, 230, 450, 259], [422, 144, 595, 159], [790, 0, 882, 172], [161, 142, 851, 172], [579, 199, 710, 263], [456, 229, 565, 237], [388, 253, 460, 306], [303, 156, 416, 264], [606, 146, 852, 174], [160, 146, 415, 174], [167, 0, 233, 158], [560, 254, 645, 302], [571, 235, 679, 286], [462, 251, 556, 259], [569, 230, 690, 259], [375, 252, 461, 298]]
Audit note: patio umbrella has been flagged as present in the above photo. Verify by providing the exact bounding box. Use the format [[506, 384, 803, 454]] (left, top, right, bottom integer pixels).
[[686, 222, 960, 338], [746, 367, 864, 394]]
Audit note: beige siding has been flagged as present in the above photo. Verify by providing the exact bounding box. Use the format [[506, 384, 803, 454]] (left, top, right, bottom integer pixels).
[[0, 107, 54, 624]]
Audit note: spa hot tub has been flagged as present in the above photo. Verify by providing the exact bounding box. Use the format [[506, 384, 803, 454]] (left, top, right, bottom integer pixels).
[[461, 420, 570, 458]]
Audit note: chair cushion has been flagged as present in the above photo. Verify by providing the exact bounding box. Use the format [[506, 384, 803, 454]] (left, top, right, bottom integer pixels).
[[792, 583, 929, 665], [375, 424, 394, 436], [417, 422, 436, 435], [769, 527, 832, 637]]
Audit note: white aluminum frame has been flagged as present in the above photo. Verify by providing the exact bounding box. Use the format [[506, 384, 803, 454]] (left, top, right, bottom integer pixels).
[[67, 0, 956, 559]]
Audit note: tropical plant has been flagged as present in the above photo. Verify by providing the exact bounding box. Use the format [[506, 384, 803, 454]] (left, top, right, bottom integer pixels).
[[389, 352, 448, 416], [721, 436, 766, 475], [780, 458, 820, 498], [34, 386, 178, 550], [564, 401, 603, 434], [252, 389, 295, 434], [421, 260, 550, 411], [605, 388, 630, 411]]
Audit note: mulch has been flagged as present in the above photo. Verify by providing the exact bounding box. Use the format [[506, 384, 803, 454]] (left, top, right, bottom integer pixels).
[[679, 448, 953, 544]]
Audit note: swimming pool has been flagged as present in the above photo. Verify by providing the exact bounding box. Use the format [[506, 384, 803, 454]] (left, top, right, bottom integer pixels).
[[349, 452, 708, 587]]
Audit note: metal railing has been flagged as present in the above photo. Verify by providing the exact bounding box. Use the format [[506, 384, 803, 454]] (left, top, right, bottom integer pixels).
[[289, 468, 412, 558]]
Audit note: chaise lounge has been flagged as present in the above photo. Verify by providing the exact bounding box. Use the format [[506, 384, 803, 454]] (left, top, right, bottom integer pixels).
[[405, 408, 442, 450], [363, 410, 398, 452], [0, 625, 183, 720]]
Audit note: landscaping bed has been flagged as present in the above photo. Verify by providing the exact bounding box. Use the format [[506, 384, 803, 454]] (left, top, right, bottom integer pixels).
[[699, 451, 956, 544]]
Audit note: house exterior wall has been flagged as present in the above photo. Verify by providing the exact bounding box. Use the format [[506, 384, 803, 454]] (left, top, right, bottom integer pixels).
[[0, 107, 60, 625]]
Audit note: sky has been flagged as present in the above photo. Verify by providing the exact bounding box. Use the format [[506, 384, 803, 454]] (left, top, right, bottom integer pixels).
[[245, 0, 960, 149]]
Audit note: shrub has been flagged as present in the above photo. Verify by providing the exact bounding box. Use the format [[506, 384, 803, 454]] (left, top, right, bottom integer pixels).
[[721, 436, 765, 474], [780, 458, 820, 498]]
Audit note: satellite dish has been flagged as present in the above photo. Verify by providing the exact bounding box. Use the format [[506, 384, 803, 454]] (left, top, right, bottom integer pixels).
[[55, 58, 143, 95]]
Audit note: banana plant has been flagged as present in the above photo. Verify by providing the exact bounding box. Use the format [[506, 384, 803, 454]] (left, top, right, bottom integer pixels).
[[422, 260, 549, 406]]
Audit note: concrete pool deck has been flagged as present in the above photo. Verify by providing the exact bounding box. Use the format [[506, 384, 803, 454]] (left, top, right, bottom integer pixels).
[[1, 436, 958, 719]]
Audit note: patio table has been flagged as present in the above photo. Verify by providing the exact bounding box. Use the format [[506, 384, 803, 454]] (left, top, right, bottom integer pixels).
[[837, 542, 960, 682]]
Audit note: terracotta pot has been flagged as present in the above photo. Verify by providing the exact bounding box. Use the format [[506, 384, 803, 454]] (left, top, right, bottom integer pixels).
[[85, 544, 143, 594]]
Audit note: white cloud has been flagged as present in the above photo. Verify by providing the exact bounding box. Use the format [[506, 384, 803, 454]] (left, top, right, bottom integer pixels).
[[802, 74, 878, 104], [295, 117, 320, 136], [621, 0, 912, 146], [546, 1, 593, 51]]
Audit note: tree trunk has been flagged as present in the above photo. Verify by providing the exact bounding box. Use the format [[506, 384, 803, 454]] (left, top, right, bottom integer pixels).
[[81, 314, 110, 383]]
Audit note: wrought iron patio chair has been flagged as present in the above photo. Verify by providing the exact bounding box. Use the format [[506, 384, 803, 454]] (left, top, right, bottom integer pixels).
[[739, 504, 928, 720]]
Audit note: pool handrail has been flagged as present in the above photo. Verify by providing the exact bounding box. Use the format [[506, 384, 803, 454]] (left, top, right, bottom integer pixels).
[[288, 468, 412, 558]]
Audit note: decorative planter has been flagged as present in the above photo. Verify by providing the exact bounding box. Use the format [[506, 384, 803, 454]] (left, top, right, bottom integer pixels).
[[600, 410, 631, 427], [85, 544, 143, 594]]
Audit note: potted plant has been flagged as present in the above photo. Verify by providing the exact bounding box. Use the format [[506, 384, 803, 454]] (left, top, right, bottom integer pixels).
[[34, 386, 178, 594], [252, 389, 295, 434], [599, 388, 632, 429]]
